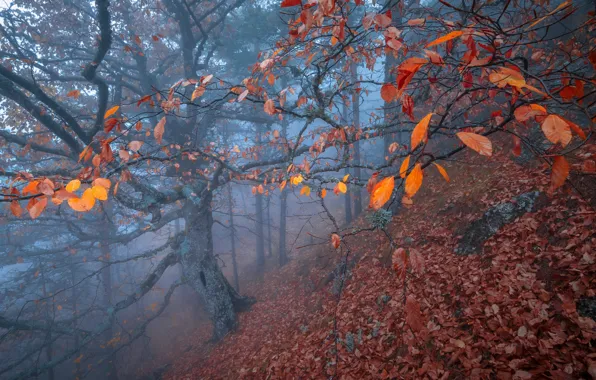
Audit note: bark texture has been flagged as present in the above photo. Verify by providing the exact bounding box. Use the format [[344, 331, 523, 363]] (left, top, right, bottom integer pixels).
[[180, 196, 254, 340]]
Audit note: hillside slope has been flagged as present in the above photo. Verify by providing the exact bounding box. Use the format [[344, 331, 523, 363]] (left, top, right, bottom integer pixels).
[[167, 147, 595, 380]]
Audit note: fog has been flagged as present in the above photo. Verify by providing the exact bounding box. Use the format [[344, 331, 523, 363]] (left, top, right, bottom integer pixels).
[[0, 0, 593, 378]]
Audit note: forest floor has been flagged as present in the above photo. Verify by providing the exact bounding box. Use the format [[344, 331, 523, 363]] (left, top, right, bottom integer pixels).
[[165, 143, 595, 380]]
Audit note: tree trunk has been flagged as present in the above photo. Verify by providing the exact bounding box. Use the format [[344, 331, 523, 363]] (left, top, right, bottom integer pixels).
[[278, 118, 289, 267], [39, 264, 54, 380], [181, 197, 254, 340], [278, 189, 288, 267], [351, 62, 362, 217], [70, 265, 81, 379], [342, 97, 353, 225], [266, 196, 273, 257], [227, 183, 240, 292], [255, 193, 265, 269], [101, 245, 119, 380], [254, 124, 266, 269], [344, 167, 353, 225]]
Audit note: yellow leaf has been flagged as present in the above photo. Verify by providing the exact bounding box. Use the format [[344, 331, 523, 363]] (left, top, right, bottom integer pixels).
[[399, 155, 410, 178], [290, 174, 303, 185], [433, 162, 450, 182], [104, 105, 119, 119], [154, 117, 166, 144], [369, 176, 394, 210], [541, 115, 572, 147], [91, 185, 108, 201], [405, 163, 423, 197], [426, 30, 463, 47], [337, 182, 347, 194], [65, 179, 81, 193], [456, 132, 493, 156], [411, 113, 432, 150], [342, 173, 350, 182]]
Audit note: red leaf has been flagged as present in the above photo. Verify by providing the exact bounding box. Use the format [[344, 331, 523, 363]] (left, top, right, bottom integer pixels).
[[281, 0, 301, 7], [409, 248, 424, 273], [405, 295, 424, 332]]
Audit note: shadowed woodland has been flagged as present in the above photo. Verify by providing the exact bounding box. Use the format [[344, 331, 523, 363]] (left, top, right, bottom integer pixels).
[[0, 0, 595, 379]]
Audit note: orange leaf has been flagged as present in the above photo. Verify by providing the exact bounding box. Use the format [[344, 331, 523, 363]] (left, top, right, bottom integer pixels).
[[366, 172, 379, 194], [238, 89, 249, 102], [191, 85, 206, 101], [29, 197, 47, 219], [405, 163, 423, 197], [137, 95, 152, 107], [104, 105, 119, 119], [399, 155, 410, 178], [550, 156, 569, 191], [264, 99, 276, 115], [300, 186, 311, 196], [426, 30, 463, 47], [128, 141, 144, 152], [91, 185, 108, 201], [433, 162, 450, 182], [38, 179, 55, 196], [411, 113, 432, 150], [10, 201, 23, 217], [336, 182, 347, 194], [67, 90, 80, 99], [541, 115, 571, 147], [321, 188, 327, 198], [65, 179, 81, 193], [68, 188, 96, 212], [154, 117, 166, 144], [456, 132, 493, 156], [424, 49, 444, 65], [92, 178, 111, 190], [392, 248, 407, 279], [22, 181, 39, 195], [565, 119, 586, 140], [369, 176, 394, 210], [380, 83, 398, 102], [407, 18, 425, 26], [512, 135, 522, 157], [514, 104, 547, 122], [331, 233, 341, 249], [78, 145, 93, 163]]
